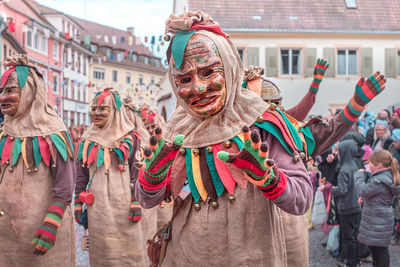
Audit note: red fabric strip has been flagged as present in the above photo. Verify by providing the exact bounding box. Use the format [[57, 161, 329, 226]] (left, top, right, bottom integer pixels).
[[87, 144, 97, 165], [138, 171, 166, 191], [232, 157, 267, 177], [148, 113, 156, 123], [212, 144, 236, 194], [263, 111, 297, 152], [1, 67, 16, 88], [189, 24, 228, 39], [36, 228, 56, 240], [97, 90, 111, 106], [261, 170, 287, 200], [1, 137, 11, 164], [38, 136, 51, 166]]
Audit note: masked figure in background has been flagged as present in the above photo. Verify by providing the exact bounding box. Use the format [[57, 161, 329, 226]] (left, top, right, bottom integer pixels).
[[0, 54, 76, 266], [74, 88, 156, 266]]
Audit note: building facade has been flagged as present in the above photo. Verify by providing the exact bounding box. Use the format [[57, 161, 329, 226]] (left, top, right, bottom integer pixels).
[[172, 0, 400, 116]]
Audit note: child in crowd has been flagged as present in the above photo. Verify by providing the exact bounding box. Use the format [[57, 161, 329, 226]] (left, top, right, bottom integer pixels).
[[355, 150, 400, 267]]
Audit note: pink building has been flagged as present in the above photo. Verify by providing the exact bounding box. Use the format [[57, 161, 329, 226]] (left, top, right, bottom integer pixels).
[[0, 0, 66, 113]]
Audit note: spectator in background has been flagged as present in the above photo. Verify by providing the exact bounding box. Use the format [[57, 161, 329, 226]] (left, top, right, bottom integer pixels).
[[390, 129, 400, 246], [355, 150, 400, 267], [332, 139, 361, 267], [372, 120, 392, 152], [392, 107, 400, 129]]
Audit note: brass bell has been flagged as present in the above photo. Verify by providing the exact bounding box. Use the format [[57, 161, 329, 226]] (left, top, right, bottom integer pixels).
[[299, 152, 306, 159], [27, 169, 32, 173], [194, 203, 201, 210], [211, 201, 218, 209], [9, 167, 13, 172], [229, 195, 235, 201], [179, 147, 186, 155], [105, 170, 109, 174], [9, 136, 14, 141], [256, 115, 264, 123], [292, 155, 300, 163], [0, 210, 4, 216], [52, 164, 56, 168], [193, 148, 200, 156], [6, 160, 9, 165], [82, 164, 85, 168], [269, 103, 277, 111], [224, 140, 231, 148], [206, 146, 213, 153], [34, 168, 38, 172], [164, 196, 171, 203], [130, 183, 135, 190]]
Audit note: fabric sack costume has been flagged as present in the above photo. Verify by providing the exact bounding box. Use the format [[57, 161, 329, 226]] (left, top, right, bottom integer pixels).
[[75, 88, 157, 266], [0, 54, 76, 266]]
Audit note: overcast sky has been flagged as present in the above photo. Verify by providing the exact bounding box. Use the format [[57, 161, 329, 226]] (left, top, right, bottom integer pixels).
[[36, 0, 173, 59]]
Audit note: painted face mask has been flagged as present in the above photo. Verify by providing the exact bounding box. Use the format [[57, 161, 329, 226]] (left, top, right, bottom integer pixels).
[[172, 34, 226, 117], [0, 72, 21, 116], [90, 95, 112, 128]]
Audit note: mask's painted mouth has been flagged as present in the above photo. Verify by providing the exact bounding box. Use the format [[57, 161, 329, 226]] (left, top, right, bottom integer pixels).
[[190, 93, 220, 107]]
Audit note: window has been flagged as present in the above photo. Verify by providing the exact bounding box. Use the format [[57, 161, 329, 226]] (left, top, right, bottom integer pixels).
[[138, 74, 144, 85], [280, 49, 301, 75], [106, 48, 112, 57], [139, 96, 144, 105], [53, 41, 59, 59], [237, 48, 244, 62], [41, 35, 47, 52], [126, 73, 131, 84], [150, 98, 155, 107], [155, 59, 160, 67], [345, 0, 357, 9], [34, 33, 40, 49], [53, 74, 58, 94], [150, 76, 155, 85], [27, 31, 32, 47], [144, 56, 149, 64], [112, 70, 118, 82], [93, 68, 105, 80], [337, 49, 357, 75], [132, 54, 138, 62], [90, 44, 97, 53]]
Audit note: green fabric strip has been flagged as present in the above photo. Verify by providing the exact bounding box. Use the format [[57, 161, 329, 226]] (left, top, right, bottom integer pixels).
[[0, 136, 7, 160], [231, 136, 243, 150], [39, 224, 57, 235], [205, 148, 225, 197], [113, 148, 124, 163], [49, 134, 67, 161], [32, 137, 41, 167], [51, 201, 66, 210], [113, 91, 122, 111], [92, 91, 102, 102], [276, 109, 303, 151], [300, 126, 316, 156], [46, 213, 61, 223], [65, 132, 75, 154], [77, 141, 85, 161], [12, 138, 22, 166], [123, 138, 133, 157], [255, 121, 294, 156], [16, 65, 29, 89], [32, 238, 53, 249], [184, 148, 200, 202], [97, 147, 104, 168], [172, 30, 197, 69]]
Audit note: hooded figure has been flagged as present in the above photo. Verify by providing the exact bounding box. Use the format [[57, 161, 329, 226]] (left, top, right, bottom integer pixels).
[[74, 88, 156, 266], [0, 54, 76, 266]]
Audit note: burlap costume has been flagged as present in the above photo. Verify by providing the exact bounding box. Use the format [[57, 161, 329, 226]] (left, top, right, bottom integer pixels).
[[0, 55, 76, 266], [136, 12, 314, 266], [76, 90, 157, 266]]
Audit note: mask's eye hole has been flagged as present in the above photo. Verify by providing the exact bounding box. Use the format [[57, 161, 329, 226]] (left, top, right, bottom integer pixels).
[[180, 77, 192, 84], [203, 69, 213, 77]]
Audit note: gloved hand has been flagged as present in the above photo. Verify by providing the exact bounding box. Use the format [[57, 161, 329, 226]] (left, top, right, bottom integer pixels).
[[217, 126, 277, 187], [128, 196, 142, 223], [74, 198, 83, 223], [32, 198, 67, 255], [135, 127, 184, 189], [341, 72, 386, 124], [309, 58, 329, 93]]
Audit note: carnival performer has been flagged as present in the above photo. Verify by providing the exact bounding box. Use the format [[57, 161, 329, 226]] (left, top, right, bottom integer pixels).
[[135, 11, 387, 266], [74, 88, 156, 266], [0, 54, 76, 266]]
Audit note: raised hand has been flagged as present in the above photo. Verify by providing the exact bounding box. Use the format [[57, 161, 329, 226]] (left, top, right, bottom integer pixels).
[[135, 127, 184, 188], [341, 72, 386, 124], [310, 58, 329, 92], [217, 126, 277, 187]]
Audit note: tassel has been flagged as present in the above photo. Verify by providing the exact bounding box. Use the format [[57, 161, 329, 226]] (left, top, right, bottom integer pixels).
[[38, 136, 50, 166], [104, 147, 111, 172], [21, 138, 29, 168], [49, 134, 67, 161], [32, 137, 42, 168], [12, 137, 22, 166]]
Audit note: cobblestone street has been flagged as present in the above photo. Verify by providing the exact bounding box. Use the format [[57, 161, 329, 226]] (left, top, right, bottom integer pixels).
[[309, 228, 400, 267]]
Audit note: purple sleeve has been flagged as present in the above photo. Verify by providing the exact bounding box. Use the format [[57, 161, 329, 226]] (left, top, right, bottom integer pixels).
[[308, 114, 352, 157], [262, 130, 313, 215], [50, 152, 76, 204], [135, 180, 167, 209], [285, 90, 316, 121], [128, 132, 140, 196], [75, 160, 89, 197]]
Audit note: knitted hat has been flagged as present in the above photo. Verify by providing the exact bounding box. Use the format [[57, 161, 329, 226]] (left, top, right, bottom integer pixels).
[[392, 128, 400, 142]]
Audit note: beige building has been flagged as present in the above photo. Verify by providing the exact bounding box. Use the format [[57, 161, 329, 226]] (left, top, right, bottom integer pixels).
[[73, 16, 167, 109]]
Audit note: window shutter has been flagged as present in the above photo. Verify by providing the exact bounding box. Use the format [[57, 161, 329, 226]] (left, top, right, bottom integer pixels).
[[265, 47, 278, 77], [323, 48, 335, 78], [361, 48, 373, 77], [385, 48, 396, 78], [247, 47, 259, 66], [304, 48, 317, 77]]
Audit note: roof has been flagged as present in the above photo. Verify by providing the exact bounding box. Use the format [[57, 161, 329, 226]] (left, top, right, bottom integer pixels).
[[187, 0, 400, 34], [3, 31, 26, 54], [100, 58, 167, 75], [72, 16, 154, 57]]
